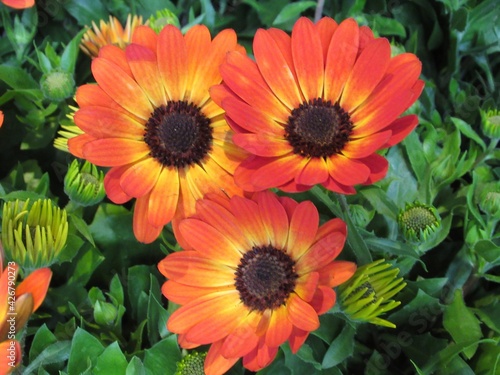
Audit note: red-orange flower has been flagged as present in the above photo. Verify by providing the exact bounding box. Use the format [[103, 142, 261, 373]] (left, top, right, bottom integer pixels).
[[158, 191, 356, 374], [69, 25, 247, 243], [0, 251, 52, 374], [212, 16, 424, 194], [0, 111, 3, 128], [0, 0, 33, 9]]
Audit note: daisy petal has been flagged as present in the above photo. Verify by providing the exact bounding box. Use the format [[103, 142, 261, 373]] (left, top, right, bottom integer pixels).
[[230, 196, 268, 246], [131, 25, 158, 52], [318, 260, 357, 287], [16, 267, 52, 312], [161, 280, 233, 305], [287, 294, 319, 331], [103, 165, 133, 204], [255, 191, 289, 250], [360, 153, 389, 184], [243, 339, 279, 372], [83, 138, 150, 166], [296, 231, 346, 274], [205, 340, 240, 375], [295, 272, 319, 302], [288, 326, 309, 354], [342, 130, 392, 158], [74, 107, 144, 139], [310, 286, 337, 315], [220, 314, 261, 358], [133, 194, 163, 243], [287, 201, 319, 260], [232, 133, 291, 157], [148, 167, 179, 227], [315, 17, 338, 63], [295, 157, 329, 186], [265, 305, 293, 347], [327, 154, 371, 186], [119, 157, 161, 198], [385, 115, 419, 147]]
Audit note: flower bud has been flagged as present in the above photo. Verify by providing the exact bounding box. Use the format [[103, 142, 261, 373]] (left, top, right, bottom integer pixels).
[[398, 201, 440, 242], [64, 159, 106, 206], [175, 352, 207, 375]]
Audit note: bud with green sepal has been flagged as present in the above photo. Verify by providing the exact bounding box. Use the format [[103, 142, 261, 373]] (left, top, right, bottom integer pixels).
[[64, 159, 106, 207]]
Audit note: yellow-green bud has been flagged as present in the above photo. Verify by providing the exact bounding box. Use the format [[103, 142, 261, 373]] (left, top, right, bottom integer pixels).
[[64, 159, 106, 207], [94, 300, 118, 326], [1, 199, 68, 270], [477, 182, 500, 220], [480, 108, 500, 139], [148, 9, 180, 33], [338, 259, 406, 328], [398, 202, 440, 242], [175, 352, 206, 375], [54, 106, 83, 153], [40, 70, 75, 102]]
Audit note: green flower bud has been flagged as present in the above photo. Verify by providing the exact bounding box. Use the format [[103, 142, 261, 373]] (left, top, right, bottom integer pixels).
[[64, 159, 106, 207], [480, 108, 500, 139], [1, 199, 68, 270], [175, 352, 206, 375], [94, 300, 118, 326], [148, 9, 180, 33], [338, 259, 406, 328], [40, 70, 75, 102], [54, 106, 83, 153], [477, 182, 500, 220], [398, 202, 440, 242]]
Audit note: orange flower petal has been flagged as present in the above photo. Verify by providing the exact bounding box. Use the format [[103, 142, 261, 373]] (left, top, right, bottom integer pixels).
[[291, 17, 324, 101], [358, 25, 375, 54], [76, 84, 127, 114], [157, 25, 188, 101], [98, 45, 133, 77], [161, 280, 233, 305], [318, 260, 357, 287], [119, 157, 161, 198], [220, 313, 261, 358], [147, 167, 179, 227], [12, 293, 34, 332], [233, 133, 291, 157], [326, 154, 371, 186], [131, 25, 158, 53], [205, 340, 241, 375], [132, 194, 163, 243], [322, 175, 356, 195], [91, 57, 153, 119], [103, 165, 133, 204], [179, 218, 243, 265], [158, 251, 234, 286], [126, 43, 167, 107], [315, 17, 338, 63], [314, 217, 347, 243], [287, 293, 319, 331], [1, 0, 34, 8], [0, 264, 18, 320], [294, 271, 319, 302], [229, 196, 269, 246], [67, 134, 94, 158], [385, 115, 419, 147], [288, 326, 309, 354], [295, 157, 329, 186], [324, 18, 359, 103], [287, 201, 319, 260], [340, 38, 391, 112], [265, 305, 293, 347], [184, 25, 212, 104], [74, 107, 144, 139], [200, 156, 245, 198], [83, 138, 150, 166], [296, 231, 346, 274], [255, 191, 289, 250], [342, 130, 392, 158], [0, 340, 21, 372], [210, 138, 247, 173], [243, 339, 279, 372], [360, 153, 389, 185], [266, 28, 299, 83], [254, 28, 302, 110], [250, 154, 307, 191], [310, 285, 337, 315], [16, 267, 52, 312]]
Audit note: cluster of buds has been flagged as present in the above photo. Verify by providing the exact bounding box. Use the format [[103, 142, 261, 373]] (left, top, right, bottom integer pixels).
[[175, 352, 207, 375]]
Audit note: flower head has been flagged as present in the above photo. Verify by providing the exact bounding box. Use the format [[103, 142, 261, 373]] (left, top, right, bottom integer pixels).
[[69, 24, 247, 243], [80, 15, 146, 58], [175, 352, 206, 375], [0, 248, 52, 374], [480, 108, 500, 139], [212, 16, 424, 194], [54, 106, 83, 153], [0, 0, 34, 9], [338, 259, 406, 328], [64, 159, 106, 206], [398, 201, 440, 242], [40, 69, 75, 102], [1, 199, 68, 270], [158, 191, 356, 374]]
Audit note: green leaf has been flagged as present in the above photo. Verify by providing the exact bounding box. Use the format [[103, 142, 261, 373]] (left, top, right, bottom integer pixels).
[[29, 324, 58, 362], [93, 342, 128, 375], [60, 29, 86, 73], [143, 335, 181, 375], [199, 0, 216, 29], [109, 273, 125, 306], [443, 289, 482, 359], [147, 275, 170, 344], [65, 0, 108, 26], [127, 265, 151, 321], [126, 357, 146, 375], [474, 240, 500, 266], [451, 117, 487, 151], [390, 289, 442, 328], [322, 324, 355, 369], [67, 244, 104, 285], [67, 328, 105, 375], [0, 65, 39, 90], [273, 2, 317, 26], [69, 214, 96, 247], [24, 341, 72, 375]]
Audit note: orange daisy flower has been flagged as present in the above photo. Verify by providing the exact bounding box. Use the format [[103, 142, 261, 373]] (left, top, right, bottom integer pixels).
[[158, 191, 356, 374], [0, 0, 33, 9], [69, 25, 247, 243], [212, 16, 424, 194], [0, 252, 52, 374], [0, 111, 4, 128], [80, 15, 146, 58]]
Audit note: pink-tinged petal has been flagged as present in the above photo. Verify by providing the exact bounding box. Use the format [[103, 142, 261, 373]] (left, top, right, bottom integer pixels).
[[288, 326, 309, 353], [97, 45, 133, 77], [161, 279, 233, 305], [103, 165, 133, 204], [220, 51, 290, 123], [205, 340, 240, 375], [131, 25, 158, 52], [318, 260, 357, 287], [158, 253, 230, 282], [360, 153, 389, 184], [315, 17, 338, 63], [76, 84, 129, 114], [287, 201, 319, 260], [180, 218, 243, 265], [324, 18, 359, 103], [91, 58, 153, 119], [340, 38, 391, 112], [147, 167, 179, 227], [266, 28, 298, 82], [310, 286, 337, 314], [277, 196, 299, 221], [157, 25, 188, 101], [314, 218, 347, 243], [67, 134, 94, 158], [295, 272, 319, 302], [326, 154, 371, 186], [287, 293, 319, 331], [126, 44, 166, 107], [342, 130, 392, 158], [254, 28, 302, 110], [221, 96, 283, 135], [296, 232, 346, 274], [220, 313, 261, 358], [322, 175, 356, 194], [232, 133, 291, 157], [167, 290, 239, 333], [200, 157, 245, 199], [358, 25, 375, 55], [119, 157, 161, 198], [16, 267, 52, 312], [229, 196, 269, 246], [250, 154, 308, 191], [255, 191, 289, 250], [177, 334, 200, 349], [133, 194, 163, 243], [265, 305, 293, 347], [279, 179, 314, 193], [210, 138, 247, 173], [295, 157, 329, 186], [291, 17, 324, 101], [385, 115, 419, 147], [74, 107, 145, 139], [243, 339, 279, 372]]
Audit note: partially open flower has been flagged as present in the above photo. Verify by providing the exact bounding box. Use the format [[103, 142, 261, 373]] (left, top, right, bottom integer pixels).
[[338, 259, 406, 328], [40, 69, 75, 102], [175, 352, 206, 375], [64, 159, 106, 206], [398, 201, 440, 242], [80, 15, 146, 58], [54, 106, 84, 153], [480, 108, 500, 139], [1, 199, 68, 270]]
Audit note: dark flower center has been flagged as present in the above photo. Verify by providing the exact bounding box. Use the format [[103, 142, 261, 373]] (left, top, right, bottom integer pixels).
[[285, 98, 353, 158], [144, 101, 213, 168], [235, 245, 298, 312]]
